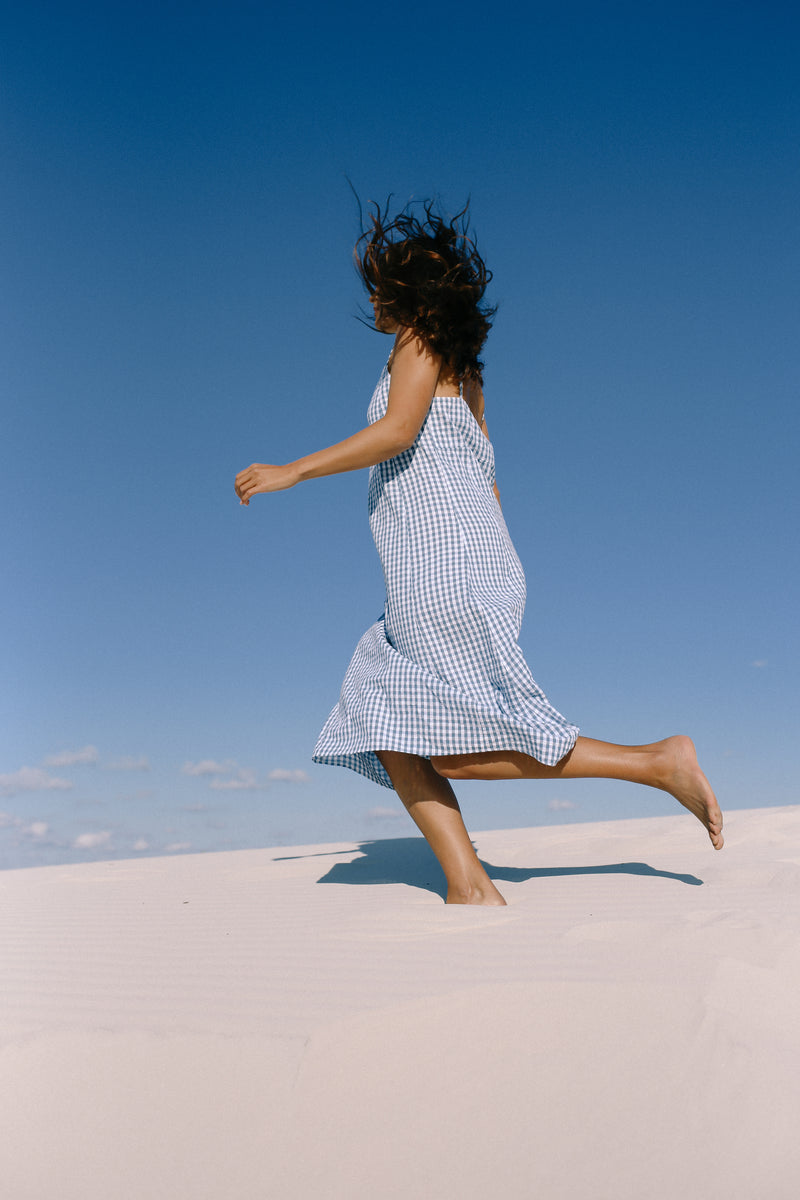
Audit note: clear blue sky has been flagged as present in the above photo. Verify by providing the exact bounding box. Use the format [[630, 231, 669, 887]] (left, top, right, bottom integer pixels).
[[2, 0, 798, 868]]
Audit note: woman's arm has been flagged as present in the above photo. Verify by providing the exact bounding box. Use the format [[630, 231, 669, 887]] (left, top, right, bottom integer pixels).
[[235, 331, 439, 505]]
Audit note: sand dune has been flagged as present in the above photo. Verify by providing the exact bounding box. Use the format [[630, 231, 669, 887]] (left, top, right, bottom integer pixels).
[[2, 806, 799, 1199]]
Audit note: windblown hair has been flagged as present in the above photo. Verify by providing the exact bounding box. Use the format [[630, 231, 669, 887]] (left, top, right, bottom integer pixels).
[[355, 198, 496, 384]]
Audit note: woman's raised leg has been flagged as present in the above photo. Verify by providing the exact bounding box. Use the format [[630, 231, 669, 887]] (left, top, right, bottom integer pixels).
[[376, 750, 507, 905], [431, 734, 724, 849]]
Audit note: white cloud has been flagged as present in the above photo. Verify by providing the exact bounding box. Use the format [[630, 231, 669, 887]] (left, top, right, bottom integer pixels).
[[367, 806, 405, 821], [23, 821, 49, 838], [209, 769, 261, 791], [44, 745, 99, 767], [267, 768, 310, 783], [73, 831, 112, 849], [106, 756, 150, 771], [132, 839, 149, 851], [183, 759, 266, 791], [547, 798, 577, 812], [751, 659, 767, 668], [0, 811, 21, 829], [181, 759, 237, 777], [165, 841, 192, 852], [0, 766, 73, 798]]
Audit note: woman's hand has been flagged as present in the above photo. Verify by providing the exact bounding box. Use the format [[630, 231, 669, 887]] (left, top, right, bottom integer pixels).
[[235, 462, 300, 505]]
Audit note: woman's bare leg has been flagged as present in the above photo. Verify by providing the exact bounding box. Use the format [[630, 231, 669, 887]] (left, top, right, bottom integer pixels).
[[376, 750, 507, 905], [431, 734, 723, 848]]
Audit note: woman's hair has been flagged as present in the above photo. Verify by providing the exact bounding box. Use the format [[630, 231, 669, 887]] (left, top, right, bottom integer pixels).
[[354, 197, 496, 383]]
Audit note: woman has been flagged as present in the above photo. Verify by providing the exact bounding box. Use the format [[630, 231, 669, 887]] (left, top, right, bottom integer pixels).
[[235, 200, 723, 906]]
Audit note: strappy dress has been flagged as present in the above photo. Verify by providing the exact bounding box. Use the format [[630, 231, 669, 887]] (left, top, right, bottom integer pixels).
[[312, 360, 579, 788]]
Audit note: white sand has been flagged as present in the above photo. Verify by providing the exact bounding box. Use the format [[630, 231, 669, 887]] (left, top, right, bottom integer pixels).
[[2, 805, 799, 1200]]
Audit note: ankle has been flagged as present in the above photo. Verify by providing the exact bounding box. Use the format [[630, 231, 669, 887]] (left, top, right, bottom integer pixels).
[[649, 735, 693, 791], [446, 880, 507, 906]]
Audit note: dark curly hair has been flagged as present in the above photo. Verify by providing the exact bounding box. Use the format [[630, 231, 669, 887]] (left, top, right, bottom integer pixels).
[[355, 198, 496, 384]]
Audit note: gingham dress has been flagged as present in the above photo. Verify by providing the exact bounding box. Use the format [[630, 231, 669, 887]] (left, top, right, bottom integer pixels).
[[312, 359, 579, 789]]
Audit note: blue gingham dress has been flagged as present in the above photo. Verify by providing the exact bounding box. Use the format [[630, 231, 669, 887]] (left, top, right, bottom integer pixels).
[[312, 360, 579, 789]]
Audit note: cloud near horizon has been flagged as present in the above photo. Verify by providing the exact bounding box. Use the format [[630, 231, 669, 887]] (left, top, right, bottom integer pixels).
[[182, 758, 281, 791], [0, 814, 50, 842], [181, 759, 238, 777], [209, 768, 261, 791], [267, 769, 310, 783], [0, 766, 73, 798], [44, 745, 99, 767], [23, 821, 49, 838], [547, 798, 577, 812], [73, 830, 112, 849]]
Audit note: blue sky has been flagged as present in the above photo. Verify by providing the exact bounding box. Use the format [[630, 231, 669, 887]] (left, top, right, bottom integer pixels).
[[2, 0, 798, 868]]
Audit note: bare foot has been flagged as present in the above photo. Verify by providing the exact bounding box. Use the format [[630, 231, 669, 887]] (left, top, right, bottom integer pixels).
[[446, 881, 507, 906], [656, 735, 724, 849]]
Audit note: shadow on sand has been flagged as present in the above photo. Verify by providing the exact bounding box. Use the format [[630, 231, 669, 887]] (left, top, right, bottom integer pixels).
[[273, 837, 704, 901]]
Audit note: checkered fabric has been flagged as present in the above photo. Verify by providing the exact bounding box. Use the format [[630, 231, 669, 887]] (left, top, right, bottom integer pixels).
[[312, 362, 579, 789]]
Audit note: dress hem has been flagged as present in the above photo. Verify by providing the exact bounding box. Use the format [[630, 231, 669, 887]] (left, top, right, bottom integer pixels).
[[312, 725, 580, 791]]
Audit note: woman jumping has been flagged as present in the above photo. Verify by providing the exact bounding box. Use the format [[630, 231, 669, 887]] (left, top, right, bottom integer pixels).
[[235, 199, 723, 905]]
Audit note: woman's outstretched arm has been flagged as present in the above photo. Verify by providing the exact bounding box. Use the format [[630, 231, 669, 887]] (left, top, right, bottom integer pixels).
[[235, 331, 438, 505]]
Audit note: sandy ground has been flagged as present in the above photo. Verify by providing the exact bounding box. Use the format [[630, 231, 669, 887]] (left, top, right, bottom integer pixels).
[[2, 805, 799, 1199]]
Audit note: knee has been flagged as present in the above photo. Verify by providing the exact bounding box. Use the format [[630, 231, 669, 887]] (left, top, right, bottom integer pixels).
[[430, 756, 474, 781], [377, 750, 434, 789]]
